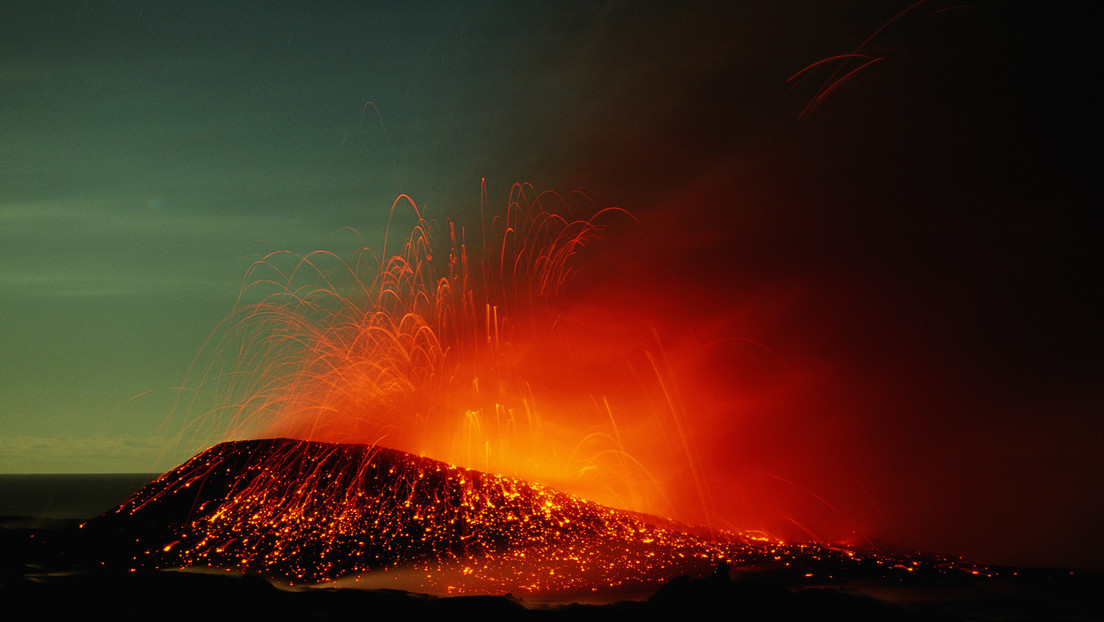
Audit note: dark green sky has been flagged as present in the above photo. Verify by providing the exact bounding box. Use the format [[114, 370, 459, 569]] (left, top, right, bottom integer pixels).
[[1, 0, 1101, 569], [0, 0, 616, 471], [0, 0, 817, 471]]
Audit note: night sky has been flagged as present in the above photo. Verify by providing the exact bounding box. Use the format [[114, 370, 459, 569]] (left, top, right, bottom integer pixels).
[[1, 1, 1100, 570]]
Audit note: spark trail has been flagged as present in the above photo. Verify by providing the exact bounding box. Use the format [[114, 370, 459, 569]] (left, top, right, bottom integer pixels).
[[188, 183, 652, 512]]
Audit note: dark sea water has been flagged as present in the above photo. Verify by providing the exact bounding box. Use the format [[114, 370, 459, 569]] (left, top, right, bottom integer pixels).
[[0, 473, 159, 521]]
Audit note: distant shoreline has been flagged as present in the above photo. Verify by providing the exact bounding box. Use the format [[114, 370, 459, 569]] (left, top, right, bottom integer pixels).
[[0, 473, 160, 520]]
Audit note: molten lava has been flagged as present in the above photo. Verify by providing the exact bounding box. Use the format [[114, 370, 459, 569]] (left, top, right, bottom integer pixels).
[[90, 438, 988, 597]]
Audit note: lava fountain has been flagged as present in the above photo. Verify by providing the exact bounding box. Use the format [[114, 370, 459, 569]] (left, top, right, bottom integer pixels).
[[192, 183, 669, 513]]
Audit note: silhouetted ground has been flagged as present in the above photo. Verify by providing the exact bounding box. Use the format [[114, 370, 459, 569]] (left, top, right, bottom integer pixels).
[[72, 437, 1078, 605], [3, 440, 1098, 620], [3, 488, 1100, 620], [1, 519, 1099, 621]]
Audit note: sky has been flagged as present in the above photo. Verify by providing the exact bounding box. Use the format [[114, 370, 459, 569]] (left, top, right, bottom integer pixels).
[[1, 1, 1100, 570]]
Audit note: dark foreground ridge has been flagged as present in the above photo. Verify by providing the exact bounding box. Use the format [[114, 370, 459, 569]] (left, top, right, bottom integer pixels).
[[86, 438, 772, 591], [1, 438, 1098, 620], [76, 439, 977, 590]]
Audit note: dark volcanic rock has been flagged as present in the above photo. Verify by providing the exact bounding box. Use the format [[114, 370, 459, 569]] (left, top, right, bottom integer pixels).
[[4, 438, 1098, 620], [61, 438, 1099, 621], [82, 438, 751, 589]]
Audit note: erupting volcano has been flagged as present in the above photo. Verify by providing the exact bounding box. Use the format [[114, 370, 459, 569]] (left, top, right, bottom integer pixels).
[[84, 185, 996, 600], [3, 1, 1099, 619]]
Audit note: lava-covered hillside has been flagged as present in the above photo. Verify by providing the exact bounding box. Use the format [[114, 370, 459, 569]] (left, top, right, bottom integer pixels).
[[83, 439, 987, 597]]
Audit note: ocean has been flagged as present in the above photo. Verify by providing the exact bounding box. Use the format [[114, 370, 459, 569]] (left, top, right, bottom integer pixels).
[[0, 473, 160, 521]]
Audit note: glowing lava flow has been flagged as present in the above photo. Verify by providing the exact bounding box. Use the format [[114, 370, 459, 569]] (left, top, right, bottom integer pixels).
[[96, 439, 728, 591], [90, 438, 987, 597]]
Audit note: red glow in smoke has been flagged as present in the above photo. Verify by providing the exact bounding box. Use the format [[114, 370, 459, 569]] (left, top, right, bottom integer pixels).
[[155, 1, 1103, 576], [184, 180, 874, 550]]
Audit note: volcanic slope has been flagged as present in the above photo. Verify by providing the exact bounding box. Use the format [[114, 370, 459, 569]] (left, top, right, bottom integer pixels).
[[85, 438, 983, 596]]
